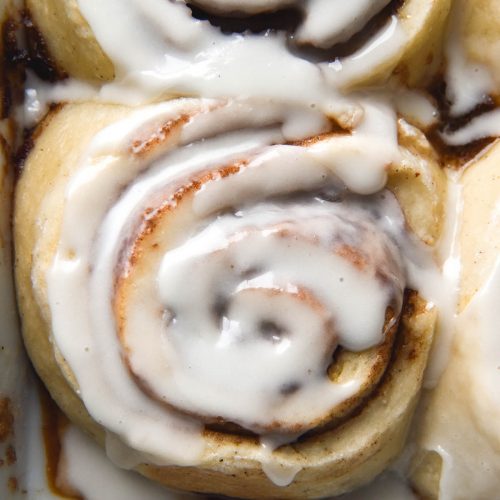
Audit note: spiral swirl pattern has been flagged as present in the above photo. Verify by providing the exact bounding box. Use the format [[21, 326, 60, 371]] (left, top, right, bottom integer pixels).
[[40, 98, 408, 448], [14, 98, 440, 496], [117, 197, 404, 433]]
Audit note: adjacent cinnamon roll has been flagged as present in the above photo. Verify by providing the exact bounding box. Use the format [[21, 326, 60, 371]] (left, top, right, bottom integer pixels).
[[14, 98, 442, 498], [24, 0, 451, 93], [23, 0, 114, 81], [460, 0, 500, 97], [411, 140, 500, 500], [443, 0, 500, 120]]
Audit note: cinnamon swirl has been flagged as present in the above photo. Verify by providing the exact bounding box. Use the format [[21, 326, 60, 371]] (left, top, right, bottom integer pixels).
[[14, 98, 442, 498]]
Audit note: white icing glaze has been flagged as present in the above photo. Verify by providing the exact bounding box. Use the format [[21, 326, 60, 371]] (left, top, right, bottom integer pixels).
[[22, 73, 99, 127], [21, 0, 496, 144], [43, 98, 439, 485], [393, 88, 439, 130], [258, 435, 303, 487], [71, 0, 408, 108]]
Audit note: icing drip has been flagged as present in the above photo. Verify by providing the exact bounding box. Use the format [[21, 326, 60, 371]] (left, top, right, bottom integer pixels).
[[258, 435, 303, 487]]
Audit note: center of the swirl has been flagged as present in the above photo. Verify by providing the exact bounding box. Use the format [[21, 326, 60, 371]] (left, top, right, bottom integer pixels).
[[117, 202, 405, 432], [214, 286, 335, 356]]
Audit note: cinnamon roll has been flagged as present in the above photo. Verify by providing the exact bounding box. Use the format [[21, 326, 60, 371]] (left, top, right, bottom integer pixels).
[[15, 98, 442, 498], [23, 0, 451, 95], [411, 140, 500, 500]]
